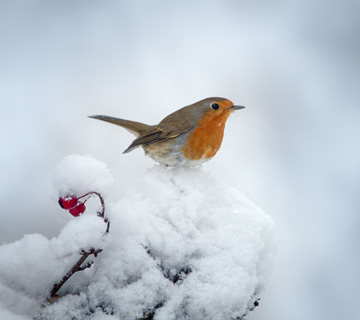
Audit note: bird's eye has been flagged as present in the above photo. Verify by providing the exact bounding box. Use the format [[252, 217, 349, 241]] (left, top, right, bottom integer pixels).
[[211, 103, 219, 110]]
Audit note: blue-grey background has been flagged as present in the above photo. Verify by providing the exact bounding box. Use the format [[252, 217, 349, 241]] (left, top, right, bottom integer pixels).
[[1, 1, 359, 319]]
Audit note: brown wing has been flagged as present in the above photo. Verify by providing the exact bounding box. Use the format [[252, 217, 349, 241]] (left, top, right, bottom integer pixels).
[[123, 103, 204, 153], [123, 116, 194, 153]]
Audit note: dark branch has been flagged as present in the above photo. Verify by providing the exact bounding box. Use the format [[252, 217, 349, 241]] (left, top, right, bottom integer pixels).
[[49, 248, 102, 298]]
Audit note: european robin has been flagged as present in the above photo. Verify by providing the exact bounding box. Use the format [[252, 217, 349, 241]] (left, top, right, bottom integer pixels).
[[89, 97, 245, 167]]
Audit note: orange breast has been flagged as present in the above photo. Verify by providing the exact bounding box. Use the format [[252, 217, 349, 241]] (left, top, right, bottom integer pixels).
[[181, 111, 231, 160]]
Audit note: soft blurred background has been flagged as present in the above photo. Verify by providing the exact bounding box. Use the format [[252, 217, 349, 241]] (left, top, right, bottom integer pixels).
[[1, 0, 359, 319]]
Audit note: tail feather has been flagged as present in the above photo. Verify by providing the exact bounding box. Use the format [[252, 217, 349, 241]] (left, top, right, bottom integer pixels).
[[88, 115, 152, 137]]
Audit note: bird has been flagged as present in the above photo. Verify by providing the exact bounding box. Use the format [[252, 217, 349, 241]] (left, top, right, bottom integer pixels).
[[89, 97, 245, 167]]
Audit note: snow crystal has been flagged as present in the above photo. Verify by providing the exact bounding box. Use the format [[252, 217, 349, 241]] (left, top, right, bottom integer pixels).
[[0, 156, 275, 320]]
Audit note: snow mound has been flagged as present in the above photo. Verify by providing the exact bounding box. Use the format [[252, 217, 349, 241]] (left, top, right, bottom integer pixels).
[[53, 154, 113, 197], [0, 156, 275, 320]]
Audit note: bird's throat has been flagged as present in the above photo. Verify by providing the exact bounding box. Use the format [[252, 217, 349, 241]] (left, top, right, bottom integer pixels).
[[181, 112, 231, 160]]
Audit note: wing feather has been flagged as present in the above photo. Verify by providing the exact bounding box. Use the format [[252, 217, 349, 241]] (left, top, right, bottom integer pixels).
[[123, 123, 193, 153]]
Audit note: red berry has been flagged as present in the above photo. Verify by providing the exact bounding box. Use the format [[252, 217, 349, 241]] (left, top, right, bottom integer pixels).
[[58, 196, 78, 210], [69, 203, 86, 217]]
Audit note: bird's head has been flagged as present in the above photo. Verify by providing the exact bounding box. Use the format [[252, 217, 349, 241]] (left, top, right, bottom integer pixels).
[[190, 97, 245, 121]]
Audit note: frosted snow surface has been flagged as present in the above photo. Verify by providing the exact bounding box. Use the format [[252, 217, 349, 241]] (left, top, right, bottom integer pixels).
[[0, 155, 275, 320]]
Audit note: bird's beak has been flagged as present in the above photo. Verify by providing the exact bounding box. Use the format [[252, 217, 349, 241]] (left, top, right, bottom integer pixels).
[[230, 105, 245, 110]]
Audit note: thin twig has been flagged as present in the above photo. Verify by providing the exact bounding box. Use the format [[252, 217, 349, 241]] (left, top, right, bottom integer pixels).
[[79, 191, 109, 233], [49, 191, 109, 300], [49, 248, 102, 298]]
